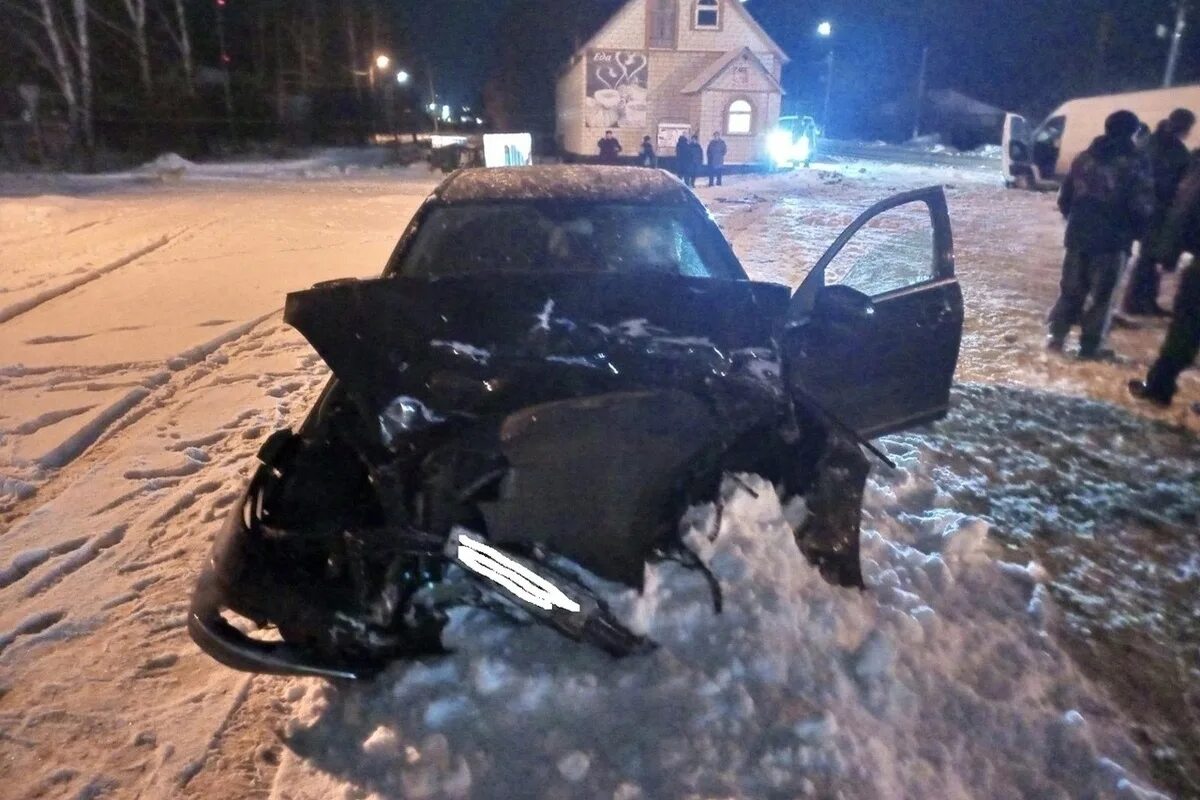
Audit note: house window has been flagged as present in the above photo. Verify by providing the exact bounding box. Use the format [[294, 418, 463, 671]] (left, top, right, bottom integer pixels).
[[648, 0, 677, 48], [727, 99, 753, 134], [694, 0, 720, 29]]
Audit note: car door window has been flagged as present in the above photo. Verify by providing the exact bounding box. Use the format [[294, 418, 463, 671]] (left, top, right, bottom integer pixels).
[[821, 201, 935, 297]]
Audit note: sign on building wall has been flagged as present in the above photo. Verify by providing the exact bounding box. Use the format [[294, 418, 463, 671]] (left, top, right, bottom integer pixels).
[[584, 50, 649, 129], [657, 123, 692, 151]]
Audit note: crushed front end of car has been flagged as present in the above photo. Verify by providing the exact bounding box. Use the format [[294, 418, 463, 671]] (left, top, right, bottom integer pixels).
[[189, 272, 869, 679]]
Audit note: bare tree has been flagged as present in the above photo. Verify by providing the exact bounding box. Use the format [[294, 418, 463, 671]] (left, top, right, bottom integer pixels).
[[118, 0, 151, 94], [342, 0, 363, 100], [2, 0, 95, 165], [159, 0, 194, 93], [73, 0, 93, 157]]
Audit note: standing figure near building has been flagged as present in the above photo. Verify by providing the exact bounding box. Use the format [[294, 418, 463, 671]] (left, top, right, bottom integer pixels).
[[1047, 110, 1155, 359], [639, 136, 657, 167], [689, 135, 705, 188], [707, 132, 728, 186], [1121, 108, 1196, 316], [597, 130, 623, 164], [675, 133, 693, 184], [1129, 150, 1200, 407]]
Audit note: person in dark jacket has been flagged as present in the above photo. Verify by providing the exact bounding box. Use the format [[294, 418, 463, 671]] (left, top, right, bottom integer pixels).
[[706, 132, 728, 186], [1121, 108, 1196, 316], [675, 133, 693, 185], [689, 135, 704, 187], [597, 130, 623, 164], [1129, 150, 1200, 406], [1047, 110, 1155, 359], [638, 135, 656, 167]]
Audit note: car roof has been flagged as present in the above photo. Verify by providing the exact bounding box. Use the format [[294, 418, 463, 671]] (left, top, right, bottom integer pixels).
[[434, 165, 693, 205]]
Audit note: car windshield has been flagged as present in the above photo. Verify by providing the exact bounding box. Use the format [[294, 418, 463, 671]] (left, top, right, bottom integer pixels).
[[396, 201, 745, 280]]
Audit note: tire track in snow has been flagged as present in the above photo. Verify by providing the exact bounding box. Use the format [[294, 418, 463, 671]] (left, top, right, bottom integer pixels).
[[21, 525, 127, 598], [0, 232, 179, 325], [0, 610, 67, 656], [0, 536, 88, 589], [0, 314, 281, 526]]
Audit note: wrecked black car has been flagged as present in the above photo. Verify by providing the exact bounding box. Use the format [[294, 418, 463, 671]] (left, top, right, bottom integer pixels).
[[188, 166, 962, 679]]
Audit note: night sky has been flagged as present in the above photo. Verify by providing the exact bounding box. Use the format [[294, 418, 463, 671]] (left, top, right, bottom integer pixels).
[[399, 0, 1198, 126]]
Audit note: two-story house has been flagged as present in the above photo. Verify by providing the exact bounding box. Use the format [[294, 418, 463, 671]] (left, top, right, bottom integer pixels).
[[556, 0, 789, 165]]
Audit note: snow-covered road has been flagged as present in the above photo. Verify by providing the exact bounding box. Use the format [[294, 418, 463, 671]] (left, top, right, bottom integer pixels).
[[0, 156, 1196, 799]]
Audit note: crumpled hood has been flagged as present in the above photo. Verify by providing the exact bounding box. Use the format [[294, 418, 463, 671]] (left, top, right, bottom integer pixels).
[[283, 272, 791, 428]]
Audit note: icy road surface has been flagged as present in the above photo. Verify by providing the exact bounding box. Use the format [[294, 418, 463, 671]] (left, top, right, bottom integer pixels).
[[0, 156, 1197, 800]]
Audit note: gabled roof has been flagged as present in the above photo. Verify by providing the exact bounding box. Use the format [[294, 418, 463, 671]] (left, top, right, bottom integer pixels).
[[572, 0, 789, 65], [724, 0, 790, 64], [681, 47, 784, 95]]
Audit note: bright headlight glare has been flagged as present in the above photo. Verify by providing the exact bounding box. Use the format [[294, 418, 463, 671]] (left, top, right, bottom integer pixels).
[[768, 130, 793, 164]]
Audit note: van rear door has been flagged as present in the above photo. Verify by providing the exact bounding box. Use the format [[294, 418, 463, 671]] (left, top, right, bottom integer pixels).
[[1002, 113, 1033, 188]]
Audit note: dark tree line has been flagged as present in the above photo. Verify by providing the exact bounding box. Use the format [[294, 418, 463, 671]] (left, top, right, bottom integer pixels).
[[0, 0, 408, 168]]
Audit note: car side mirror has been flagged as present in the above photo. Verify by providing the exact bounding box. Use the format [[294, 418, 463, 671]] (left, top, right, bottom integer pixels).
[[813, 285, 875, 323]]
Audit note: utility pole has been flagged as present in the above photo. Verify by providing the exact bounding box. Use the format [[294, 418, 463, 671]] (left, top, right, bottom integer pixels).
[[912, 45, 929, 141], [1163, 1, 1188, 88], [821, 51, 835, 136], [426, 60, 440, 134]]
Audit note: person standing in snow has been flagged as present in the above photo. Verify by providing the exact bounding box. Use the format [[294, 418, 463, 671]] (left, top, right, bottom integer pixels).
[[689, 135, 705, 188], [639, 135, 657, 167], [675, 132, 693, 184], [1129, 150, 1200, 407], [1047, 110, 1155, 359], [1121, 108, 1196, 317], [597, 130, 623, 164], [706, 132, 728, 186]]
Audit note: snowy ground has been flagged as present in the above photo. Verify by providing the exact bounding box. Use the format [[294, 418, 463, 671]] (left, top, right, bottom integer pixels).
[[0, 152, 1197, 800]]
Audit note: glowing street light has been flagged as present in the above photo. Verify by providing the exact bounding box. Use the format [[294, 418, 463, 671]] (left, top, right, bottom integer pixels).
[[396, 70, 410, 84], [375, 54, 391, 70], [817, 20, 832, 37]]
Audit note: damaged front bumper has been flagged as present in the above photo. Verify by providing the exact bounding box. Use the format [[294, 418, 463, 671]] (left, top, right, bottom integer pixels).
[[188, 495, 370, 680]]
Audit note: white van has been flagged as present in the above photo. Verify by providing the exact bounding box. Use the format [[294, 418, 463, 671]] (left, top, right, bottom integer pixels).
[[1002, 85, 1200, 189]]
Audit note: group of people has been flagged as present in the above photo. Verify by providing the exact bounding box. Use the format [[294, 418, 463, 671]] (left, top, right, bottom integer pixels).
[[595, 129, 728, 187], [1048, 107, 1200, 409], [673, 131, 727, 187]]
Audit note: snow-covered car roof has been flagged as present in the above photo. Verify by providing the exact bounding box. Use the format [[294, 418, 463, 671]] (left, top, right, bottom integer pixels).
[[435, 165, 691, 205]]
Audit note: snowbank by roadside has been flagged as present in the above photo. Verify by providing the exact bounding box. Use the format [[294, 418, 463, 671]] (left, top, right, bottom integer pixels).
[[273, 472, 1163, 800]]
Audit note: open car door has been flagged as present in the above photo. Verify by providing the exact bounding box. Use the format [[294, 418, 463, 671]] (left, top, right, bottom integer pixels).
[[783, 186, 963, 439], [1002, 113, 1033, 188]]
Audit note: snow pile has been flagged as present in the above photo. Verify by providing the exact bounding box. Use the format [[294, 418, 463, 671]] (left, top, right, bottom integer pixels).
[[139, 152, 195, 177], [277, 472, 1163, 800]]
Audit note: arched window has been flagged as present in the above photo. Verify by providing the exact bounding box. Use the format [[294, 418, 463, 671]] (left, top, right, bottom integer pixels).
[[694, 0, 720, 29], [727, 99, 753, 134]]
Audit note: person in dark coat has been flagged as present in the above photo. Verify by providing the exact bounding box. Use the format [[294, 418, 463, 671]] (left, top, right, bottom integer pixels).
[[675, 133, 693, 184], [638, 135, 656, 167], [1129, 150, 1200, 406], [706, 132, 728, 186], [689, 135, 704, 188], [597, 130, 622, 164], [1121, 108, 1196, 316], [1047, 110, 1155, 359]]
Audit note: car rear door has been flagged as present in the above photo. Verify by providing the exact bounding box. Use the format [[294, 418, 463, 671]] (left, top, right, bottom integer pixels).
[[782, 186, 963, 439]]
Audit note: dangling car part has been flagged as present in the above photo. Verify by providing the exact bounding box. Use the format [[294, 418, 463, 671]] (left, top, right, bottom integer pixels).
[[188, 166, 963, 679]]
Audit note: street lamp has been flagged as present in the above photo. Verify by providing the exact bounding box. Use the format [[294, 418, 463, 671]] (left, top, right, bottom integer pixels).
[[817, 21, 835, 137], [396, 70, 410, 85], [375, 54, 391, 70]]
